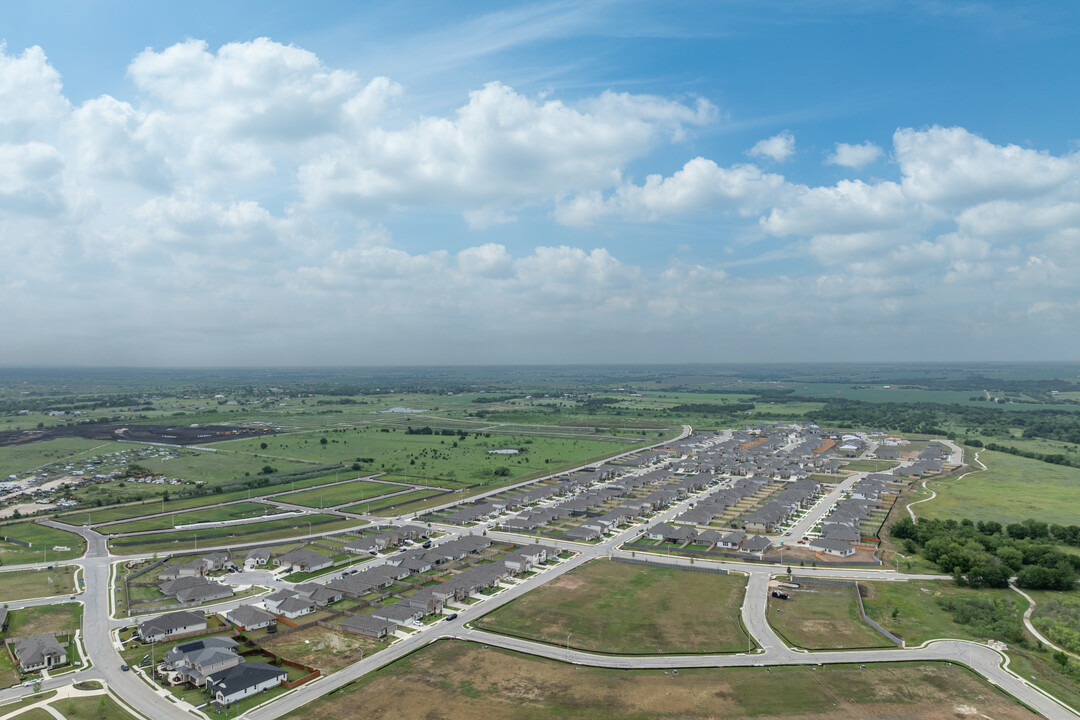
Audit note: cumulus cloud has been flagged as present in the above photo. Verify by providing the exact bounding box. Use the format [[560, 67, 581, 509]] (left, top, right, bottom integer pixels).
[[1, 39, 1079, 364], [747, 130, 795, 162], [826, 141, 882, 168]]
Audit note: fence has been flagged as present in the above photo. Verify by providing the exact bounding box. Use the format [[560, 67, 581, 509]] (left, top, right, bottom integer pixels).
[[613, 556, 728, 575], [791, 576, 904, 647]]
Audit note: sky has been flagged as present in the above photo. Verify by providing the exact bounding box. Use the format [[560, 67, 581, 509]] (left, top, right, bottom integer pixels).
[[1, 0, 1078, 366]]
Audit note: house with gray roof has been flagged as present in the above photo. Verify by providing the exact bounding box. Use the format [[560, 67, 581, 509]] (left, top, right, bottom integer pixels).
[[164, 637, 241, 686], [338, 613, 395, 638], [742, 535, 772, 556], [224, 605, 275, 631], [205, 662, 286, 706], [138, 610, 207, 643], [274, 548, 332, 574], [12, 634, 66, 672], [808, 538, 856, 557]]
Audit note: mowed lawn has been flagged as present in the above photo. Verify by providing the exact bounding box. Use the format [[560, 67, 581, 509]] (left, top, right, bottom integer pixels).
[[0, 566, 78, 602], [341, 488, 448, 515], [288, 640, 1032, 720], [0, 522, 86, 564], [274, 479, 401, 508], [101, 501, 282, 533], [919, 450, 1080, 525], [474, 559, 750, 654], [768, 583, 893, 650], [49, 695, 141, 720], [107, 513, 366, 554]]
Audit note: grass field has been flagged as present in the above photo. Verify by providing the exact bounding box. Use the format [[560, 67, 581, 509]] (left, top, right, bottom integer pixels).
[[0, 522, 86, 564], [767, 583, 893, 650], [0, 693, 57, 717], [858, 580, 1015, 646], [918, 449, 1080, 525], [107, 513, 366, 554], [58, 472, 348, 526], [340, 488, 448, 515], [221, 427, 645, 490], [7, 709, 53, 720], [274, 479, 400, 508], [7, 603, 82, 637], [260, 625, 387, 673], [842, 459, 900, 472], [0, 566, 77, 602], [50, 695, 141, 720], [474, 559, 750, 654], [100, 501, 283, 534], [288, 640, 1032, 720]]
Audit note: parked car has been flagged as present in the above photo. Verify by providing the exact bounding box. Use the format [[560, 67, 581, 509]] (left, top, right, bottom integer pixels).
[[445, 613, 458, 621], [120, 664, 130, 671]]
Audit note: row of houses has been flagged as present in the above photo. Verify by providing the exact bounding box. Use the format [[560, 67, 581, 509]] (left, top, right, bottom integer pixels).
[[646, 523, 772, 556], [740, 479, 821, 533]]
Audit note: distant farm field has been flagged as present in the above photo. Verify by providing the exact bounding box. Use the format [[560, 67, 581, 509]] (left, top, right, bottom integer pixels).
[[474, 559, 750, 654], [918, 450, 1080, 525], [287, 640, 1031, 720]]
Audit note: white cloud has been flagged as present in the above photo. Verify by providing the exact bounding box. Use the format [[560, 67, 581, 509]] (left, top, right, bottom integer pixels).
[[0, 44, 69, 140], [299, 81, 715, 219], [826, 141, 882, 168], [747, 130, 795, 162]]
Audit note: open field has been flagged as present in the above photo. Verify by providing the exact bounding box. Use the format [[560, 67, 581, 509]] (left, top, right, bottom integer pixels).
[[0, 692, 57, 717], [221, 427, 647, 490], [474, 559, 750, 654], [260, 625, 388, 674], [100, 501, 284, 534], [7, 709, 53, 720], [7, 603, 82, 637], [57, 472, 347, 525], [340, 488, 448, 515], [48, 696, 140, 720], [288, 640, 1032, 720], [859, 580, 1014, 646], [273, 479, 400, 508], [0, 522, 86, 564], [767, 583, 893, 650], [107, 513, 365, 554], [0, 566, 77, 602], [918, 449, 1080, 525]]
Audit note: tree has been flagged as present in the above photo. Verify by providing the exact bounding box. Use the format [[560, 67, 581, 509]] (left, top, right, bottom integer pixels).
[[260, 442, 268, 450], [320, 437, 328, 445], [1053, 650, 1069, 669]]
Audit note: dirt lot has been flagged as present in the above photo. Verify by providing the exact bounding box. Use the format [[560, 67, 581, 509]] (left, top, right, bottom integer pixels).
[[261, 626, 387, 674], [291, 640, 1032, 720]]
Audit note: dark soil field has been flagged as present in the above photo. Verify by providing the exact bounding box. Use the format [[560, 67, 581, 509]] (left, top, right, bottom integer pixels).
[[0, 423, 277, 447]]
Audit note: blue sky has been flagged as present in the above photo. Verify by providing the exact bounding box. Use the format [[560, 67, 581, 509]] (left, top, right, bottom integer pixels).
[[1, 1, 1078, 365]]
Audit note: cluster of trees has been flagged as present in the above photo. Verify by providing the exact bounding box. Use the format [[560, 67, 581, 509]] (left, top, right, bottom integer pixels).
[[892, 517, 1080, 591], [936, 595, 1026, 644]]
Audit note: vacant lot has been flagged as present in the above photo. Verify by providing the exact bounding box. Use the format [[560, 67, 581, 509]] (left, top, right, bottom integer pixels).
[[768, 583, 893, 650], [474, 559, 749, 654], [7, 603, 82, 637], [859, 580, 1019, 646], [289, 640, 1031, 720], [0, 566, 77, 602], [261, 625, 387, 674], [274, 479, 400, 508], [919, 450, 1080, 525], [0, 522, 86, 564], [843, 459, 900, 472]]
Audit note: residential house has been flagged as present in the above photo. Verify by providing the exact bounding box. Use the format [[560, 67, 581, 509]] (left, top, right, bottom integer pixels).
[[12, 634, 66, 673], [205, 662, 286, 706], [337, 614, 395, 639], [224, 605, 275, 632], [138, 610, 207, 643], [163, 637, 242, 686]]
